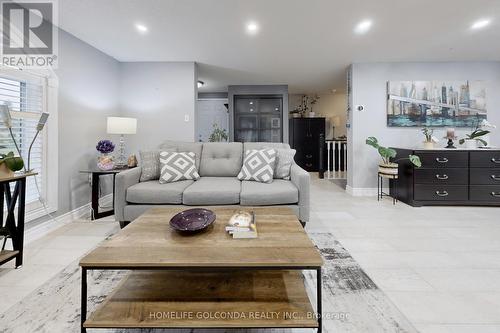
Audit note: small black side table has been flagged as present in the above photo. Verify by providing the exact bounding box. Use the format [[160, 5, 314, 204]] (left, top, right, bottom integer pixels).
[[79, 168, 135, 220], [377, 172, 398, 205], [0, 172, 37, 268]]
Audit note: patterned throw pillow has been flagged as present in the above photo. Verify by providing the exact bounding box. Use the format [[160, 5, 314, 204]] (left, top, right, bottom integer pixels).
[[237, 149, 277, 183], [273, 148, 296, 180], [139, 150, 160, 182], [159, 151, 200, 183]]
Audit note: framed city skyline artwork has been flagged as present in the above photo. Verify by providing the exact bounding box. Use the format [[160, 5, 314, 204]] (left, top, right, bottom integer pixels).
[[387, 80, 487, 127]]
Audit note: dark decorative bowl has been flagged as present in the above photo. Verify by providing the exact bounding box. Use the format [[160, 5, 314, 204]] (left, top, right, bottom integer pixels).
[[169, 208, 216, 233]]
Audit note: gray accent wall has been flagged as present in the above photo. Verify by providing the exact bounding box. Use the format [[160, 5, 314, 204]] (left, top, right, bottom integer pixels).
[[228, 85, 289, 143], [55, 30, 120, 216], [348, 62, 500, 192]]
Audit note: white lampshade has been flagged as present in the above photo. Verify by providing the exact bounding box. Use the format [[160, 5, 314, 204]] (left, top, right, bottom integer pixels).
[[107, 117, 137, 135]]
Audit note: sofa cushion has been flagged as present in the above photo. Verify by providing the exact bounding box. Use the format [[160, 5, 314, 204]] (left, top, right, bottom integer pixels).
[[127, 180, 194, 204], [159, 141, 203, 169], [159, 151, 200, 183], [199, 142, 243, 177], [240, 180, 298, 206], [183, 177, 241, 205], [243, 142, 290, 151]]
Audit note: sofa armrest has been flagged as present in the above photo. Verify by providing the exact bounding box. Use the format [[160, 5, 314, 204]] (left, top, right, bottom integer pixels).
[[114, 167, 141, 222], [290, 163, 310, 222]]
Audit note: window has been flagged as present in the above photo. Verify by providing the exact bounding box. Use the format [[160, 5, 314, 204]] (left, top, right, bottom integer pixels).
[[0, 69, 57, 220]]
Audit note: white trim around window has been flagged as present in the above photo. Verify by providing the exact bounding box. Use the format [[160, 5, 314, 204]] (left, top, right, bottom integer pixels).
[[0, 66, 59, 222]]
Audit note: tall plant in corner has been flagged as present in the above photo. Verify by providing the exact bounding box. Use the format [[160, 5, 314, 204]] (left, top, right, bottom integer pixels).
[[366, 137, 421, 176]]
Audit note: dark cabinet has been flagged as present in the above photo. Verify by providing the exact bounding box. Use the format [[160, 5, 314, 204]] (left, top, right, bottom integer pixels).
[[392, 148, 500, 207], [234, 96, 283, 142], [289, 118, 325, 172]]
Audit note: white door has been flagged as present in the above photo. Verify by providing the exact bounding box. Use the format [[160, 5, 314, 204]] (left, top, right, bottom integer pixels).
[[196, 99, 229, 142]]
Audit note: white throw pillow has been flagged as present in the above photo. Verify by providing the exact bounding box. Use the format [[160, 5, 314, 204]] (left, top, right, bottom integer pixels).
[[159, 151, 200, 183], [237, 149, 277, 183]]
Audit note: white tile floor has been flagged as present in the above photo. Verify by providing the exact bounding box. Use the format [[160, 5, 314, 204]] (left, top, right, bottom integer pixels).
[[307, 176, 500, 332], [0, 175, 499, 332]]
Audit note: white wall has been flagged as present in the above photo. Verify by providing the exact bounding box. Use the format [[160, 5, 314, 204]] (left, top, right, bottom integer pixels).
[[348, 62, 500, 191], [119, 62, 197, 152], [55, 30, 120, 215]]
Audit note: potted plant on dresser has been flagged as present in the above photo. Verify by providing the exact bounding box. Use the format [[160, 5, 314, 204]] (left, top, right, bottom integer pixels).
[[421, 127, 438, 149], [366, 137, 421, 177], [459, 118, 496, 148]]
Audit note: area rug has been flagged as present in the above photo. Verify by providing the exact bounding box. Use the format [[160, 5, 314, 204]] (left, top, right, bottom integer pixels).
[[0, 233, 417, 333]]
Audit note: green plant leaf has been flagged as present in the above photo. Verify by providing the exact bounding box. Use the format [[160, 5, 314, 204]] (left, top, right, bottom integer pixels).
[[409, 155, 422, 168], [477, 138, 488, 146], [459, 138, 465, 145], [470, 130, 490, 139], [378, 147, 397, 160], [6, 151, 14, 157], [365, 137, 379, 149], [3, 156, 24, 172]]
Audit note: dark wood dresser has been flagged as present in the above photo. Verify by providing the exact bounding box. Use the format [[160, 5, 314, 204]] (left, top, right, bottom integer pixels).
[[392, 148, 500, 207], [289, 117, 325, 172]]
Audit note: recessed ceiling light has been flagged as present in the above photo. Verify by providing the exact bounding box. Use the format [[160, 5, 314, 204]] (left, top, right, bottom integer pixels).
[[135, 23, 148, 33], [471, 19, 491, 30], [354, 20, 373, 34], [246, 21, 259, 35], [197, 80, 204, 88]]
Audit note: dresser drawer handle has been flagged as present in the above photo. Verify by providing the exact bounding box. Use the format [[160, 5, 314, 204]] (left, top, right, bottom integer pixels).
[[306, 154, 313, 158], [492, 158, 500, 164], [491, 175, 500, 181], [436, 174, 449, 180], [491, 192, 500, 198], [305, 163, 313, 167], [435, 190, 449, 197], [436, 157, 449, 163]]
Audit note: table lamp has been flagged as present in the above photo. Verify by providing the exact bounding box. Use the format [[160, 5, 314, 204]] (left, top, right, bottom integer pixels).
[[107, 117, 137, 168]]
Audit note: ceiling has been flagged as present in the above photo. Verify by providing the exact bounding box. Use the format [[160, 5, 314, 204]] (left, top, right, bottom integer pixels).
[[59, 0, 500, 94]]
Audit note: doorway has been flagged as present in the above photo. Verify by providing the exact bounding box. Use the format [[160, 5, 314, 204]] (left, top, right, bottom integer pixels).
[[196, 99, 229, 142]]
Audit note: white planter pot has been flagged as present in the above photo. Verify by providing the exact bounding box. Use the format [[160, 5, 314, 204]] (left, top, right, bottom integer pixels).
[[465, 140, 478, 149], [423, 141, 434, 150]]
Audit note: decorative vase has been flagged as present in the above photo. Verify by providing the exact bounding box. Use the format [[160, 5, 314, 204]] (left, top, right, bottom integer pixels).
[[0, 163, 14, 178], [465, 140, 478, 149], [423, 141, 434, 150], [378, 162, 399, 178], [97, 153, 115, 170]]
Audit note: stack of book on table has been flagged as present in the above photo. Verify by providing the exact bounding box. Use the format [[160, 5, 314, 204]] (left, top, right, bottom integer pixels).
[[225, 211, 257, 239]]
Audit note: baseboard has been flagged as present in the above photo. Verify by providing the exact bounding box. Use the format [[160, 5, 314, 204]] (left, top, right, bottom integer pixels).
[[346, 185, 387, 196], [24, 194, 113, 244]]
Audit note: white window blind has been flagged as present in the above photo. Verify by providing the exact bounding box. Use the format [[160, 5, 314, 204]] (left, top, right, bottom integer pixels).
[[0, 74, 46, 209]]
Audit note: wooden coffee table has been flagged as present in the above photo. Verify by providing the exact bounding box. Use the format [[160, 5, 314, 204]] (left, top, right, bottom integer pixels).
[[80, 207, 323, 333]]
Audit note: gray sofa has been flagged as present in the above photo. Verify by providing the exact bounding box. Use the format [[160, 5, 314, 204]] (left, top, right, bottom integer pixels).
[[114, 141, 310, 227]]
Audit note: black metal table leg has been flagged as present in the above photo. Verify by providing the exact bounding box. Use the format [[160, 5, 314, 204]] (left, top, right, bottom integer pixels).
[[81, 268, 87, 333], [15, 179, 26, 267], [91, 174, 99, 220], [317, 268, 322, 333]]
